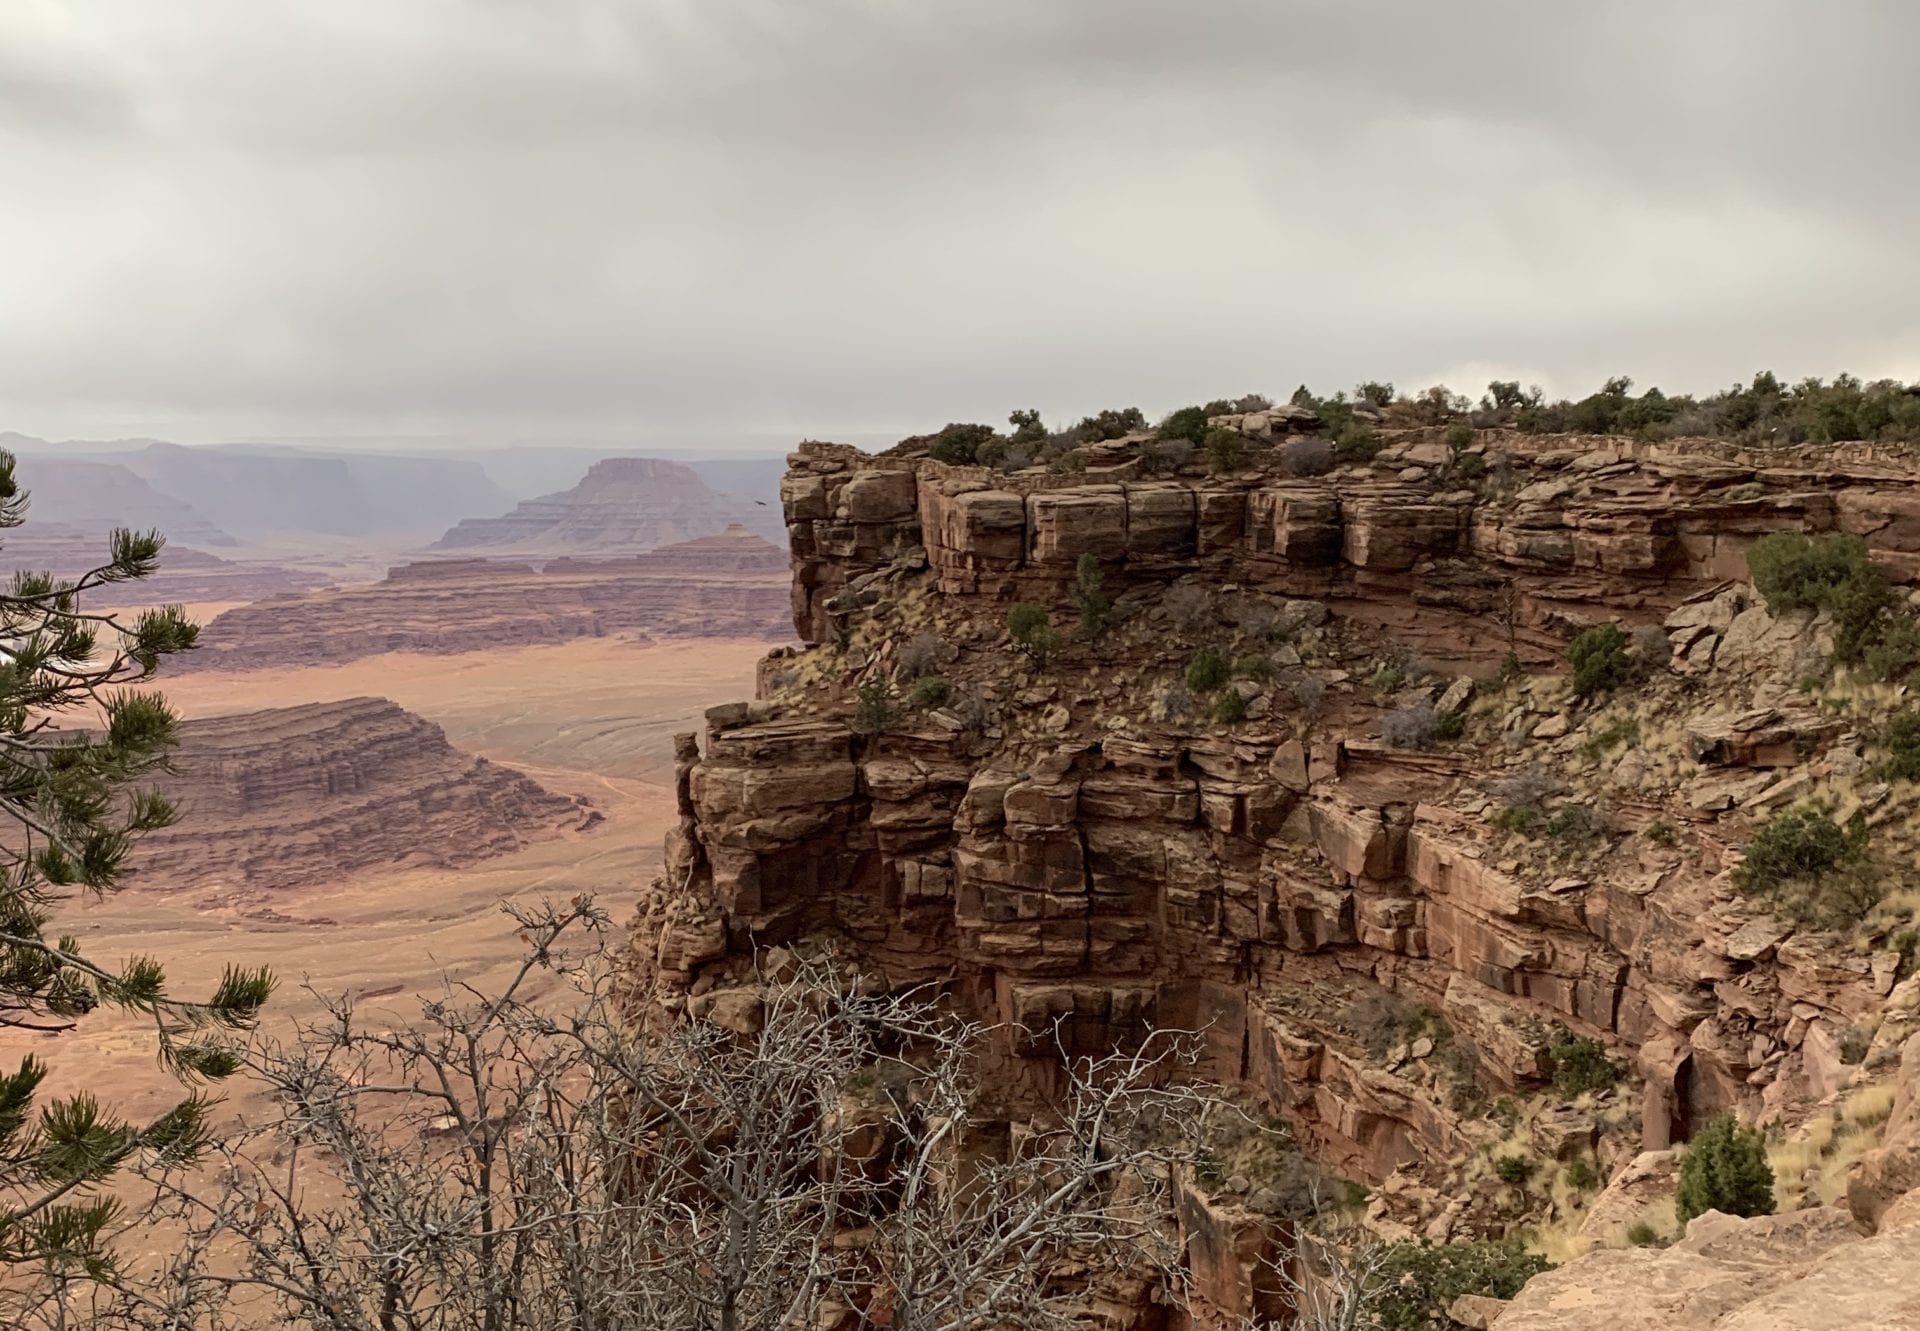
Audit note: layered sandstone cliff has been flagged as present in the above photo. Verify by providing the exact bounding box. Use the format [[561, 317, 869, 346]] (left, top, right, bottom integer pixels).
[[431, 456, 784, 554], [126, 696, 592, 892], [176, 527, 793, 671], [627, 422, 1920, 1323]]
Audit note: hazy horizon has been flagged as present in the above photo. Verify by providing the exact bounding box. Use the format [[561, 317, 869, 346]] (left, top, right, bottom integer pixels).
[[4, 2, 1916, 445]]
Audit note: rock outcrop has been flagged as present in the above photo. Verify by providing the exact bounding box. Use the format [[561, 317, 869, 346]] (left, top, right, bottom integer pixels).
[[1488, 1033, 1920, 1331], [176, 528, 793, 671], [432, 457, 783, 554], [630, 424, 1920, 1324], [126, 697, 592, 892]]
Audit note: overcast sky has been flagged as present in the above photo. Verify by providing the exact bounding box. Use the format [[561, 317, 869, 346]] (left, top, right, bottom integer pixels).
[[2, 1, 1916, 449]]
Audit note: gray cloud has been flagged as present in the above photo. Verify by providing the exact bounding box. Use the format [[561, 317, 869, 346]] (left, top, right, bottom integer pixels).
[[1, 0, 1915, 446]]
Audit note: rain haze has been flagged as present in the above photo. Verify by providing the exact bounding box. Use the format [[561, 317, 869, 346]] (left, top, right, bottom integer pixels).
[[2, 0, 1917, 447]]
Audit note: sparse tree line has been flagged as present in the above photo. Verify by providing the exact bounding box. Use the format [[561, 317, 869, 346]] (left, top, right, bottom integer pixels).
[[900, 371, 1920, 477]]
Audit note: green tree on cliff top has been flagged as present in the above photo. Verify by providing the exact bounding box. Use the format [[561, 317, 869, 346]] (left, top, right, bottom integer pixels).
[[0, 451, 270, 1298]]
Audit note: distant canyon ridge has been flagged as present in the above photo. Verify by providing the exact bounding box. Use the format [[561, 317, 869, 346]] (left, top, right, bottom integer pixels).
[[0, 431, 788, 602]]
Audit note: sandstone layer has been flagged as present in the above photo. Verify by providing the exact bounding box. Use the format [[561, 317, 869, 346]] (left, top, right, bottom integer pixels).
[[432, 456, 784, 554], [126, 696, 593, 892], [628, 424, 1920, 1324], [3, 528, 328, 606], [176, 526, 793, 671]]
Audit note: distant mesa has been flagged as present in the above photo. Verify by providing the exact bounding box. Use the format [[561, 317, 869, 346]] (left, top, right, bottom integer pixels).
[[125, 697, 591, 893], [1, 433, 512, 541], [8, 457, 237, 547], [430, 456, 785, 554], [176, 527, 795, 671], [543, 523, 791, 575]]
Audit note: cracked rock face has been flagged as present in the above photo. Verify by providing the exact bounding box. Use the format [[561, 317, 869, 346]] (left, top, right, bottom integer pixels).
[[627, 427, 1920, 1323]]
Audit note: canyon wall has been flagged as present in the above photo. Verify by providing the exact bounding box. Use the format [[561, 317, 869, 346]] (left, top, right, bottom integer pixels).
[[178, 525, 793, 670], [629, 425, 1920, 1316], [127, 696, 592, 892], [432, 456, 786, 553]]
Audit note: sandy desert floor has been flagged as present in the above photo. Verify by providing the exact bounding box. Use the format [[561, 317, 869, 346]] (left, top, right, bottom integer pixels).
[[14, 635, 768, 1127]]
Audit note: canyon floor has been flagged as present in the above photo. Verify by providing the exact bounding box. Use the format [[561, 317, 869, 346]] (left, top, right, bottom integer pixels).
[[28, 635, 767, 1127]]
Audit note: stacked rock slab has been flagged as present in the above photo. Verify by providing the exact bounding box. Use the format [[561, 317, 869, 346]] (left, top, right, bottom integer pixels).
[[641, 431, 1920, 1201]]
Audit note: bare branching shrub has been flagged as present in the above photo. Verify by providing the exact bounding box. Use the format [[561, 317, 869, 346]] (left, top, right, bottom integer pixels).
[[1291, 675, 1328, 720], [1381, 703, 1439, 750], [1489, 763, 1566, 810], [1159, 681, 1196, 721], [1632, 623, 1671, 669], [1139, 437, 1196, 475], [896, 631, 954, 680], [133, 902, 1214, 1331], [1164, 583, 1216, 633], [1278, 437, 1336, 477], [944, 682, 995, 733]]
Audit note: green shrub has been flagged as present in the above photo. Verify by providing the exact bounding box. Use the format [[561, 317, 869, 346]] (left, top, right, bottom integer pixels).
[[1332, 428, 1380, 464], [1746, 532, 1899, 665], [1583, 716, 1640, 758], [1862, 614, 1920, 683], [1367, 1238, 1551, 1331], [1748, 531, 1879, 613], [1006, 603, 1057, 666], [1357, 381, 1395, 408], [1213, 690, 1248, 724], [1494, 804, 1543, 836], [910, 676, 951, 708], [1546, 805, 1604, 844], [1070, 554, 1112, 641], [852, 677, 897, 734], [1675, 1112, 1775, 1224], [1548, 1035, 1618, 1098], [1569, 623, 1633, 698], [1494, 1154, 1534, 1186], [1077, 406, 1148, 440], [1883, 713, 1920, 782], [923, 422, 997, 465], [1646, 820, 1678, 847], [1454, 452, 1488, 481], [1007, 408, 1046, 445], [1564, 1157, 1600, 1192], [1894, 928, 1920, 975], [1434, 708, 1466, 741], [1186, 646, 1229, 693], [1839, 1025, 1869, 1065], [1734, 807, 1874, 928], [1157, 405, 1209, 444], [1203, 428, 1244, 473], [1444, 422, 1474, 452], [1625, 1221, 1660, 1247]]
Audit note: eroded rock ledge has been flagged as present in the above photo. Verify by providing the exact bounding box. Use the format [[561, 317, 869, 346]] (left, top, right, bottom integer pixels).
[[627, 425, 1920, 1322]]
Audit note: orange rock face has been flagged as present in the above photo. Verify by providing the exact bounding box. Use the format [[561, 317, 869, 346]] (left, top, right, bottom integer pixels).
[[124, 696, 593, 892], [631, 428, 1920, 1319]]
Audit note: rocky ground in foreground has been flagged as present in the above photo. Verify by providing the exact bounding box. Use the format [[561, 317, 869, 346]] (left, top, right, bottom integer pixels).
[[619, 411, 1920, 1327], [125, 696, 594, 895]]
